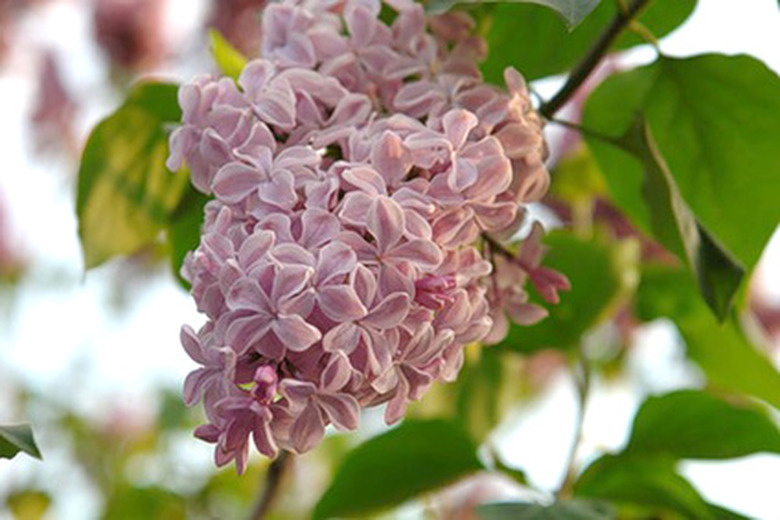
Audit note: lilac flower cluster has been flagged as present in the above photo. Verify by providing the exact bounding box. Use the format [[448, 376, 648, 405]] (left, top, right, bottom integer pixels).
[[169, 0, 563, 471]]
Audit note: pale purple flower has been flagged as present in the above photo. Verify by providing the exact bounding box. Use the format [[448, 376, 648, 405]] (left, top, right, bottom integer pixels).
[[373, 323, 454, 424], [276, 352, 360, 453], [171, 0, 562, 471]]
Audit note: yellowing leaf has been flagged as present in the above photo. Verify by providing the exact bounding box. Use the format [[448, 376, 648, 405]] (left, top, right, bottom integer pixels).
[[77, 82, 188, 268]]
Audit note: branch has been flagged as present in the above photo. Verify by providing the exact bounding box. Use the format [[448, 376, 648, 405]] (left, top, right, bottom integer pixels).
[[248, 451, 292, 520], [556, 358, 592, 499], [547, 117, 621, 147], [482, 232, 515, 260], [539, 0, 652, 119]]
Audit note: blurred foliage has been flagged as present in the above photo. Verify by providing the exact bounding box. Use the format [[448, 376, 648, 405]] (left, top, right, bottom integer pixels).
[[575, 454, 716, 519], [626, 390, 780, 460], [637, 267, 780, 408], [477, 499, 615, 520], [5, 490, 51, 520]]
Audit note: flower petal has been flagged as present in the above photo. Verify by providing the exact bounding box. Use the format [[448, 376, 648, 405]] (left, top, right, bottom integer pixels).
[[212, 163, 264, 203], [322, 322, 361, 354], [300, 208, 341, 249], [371, 131, 411, 186], [389, 239, 442, 270], [237, 230, 275, 272], [317, 393, 360, 431], [226, 279, 272, 313], [442, 109, 478, 150], [289, 403, 325, 453], [363, 292, 410, 329], [367, 196, 405, 253], [273, 314, 321, 352], [318, 285, 368, 322], [181, 325, 206, 364]]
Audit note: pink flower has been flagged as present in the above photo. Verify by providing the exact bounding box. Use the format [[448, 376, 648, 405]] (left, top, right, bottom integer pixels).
[[223, 264, 321, 358], [276, 352, 360, 453], [171, 0, 562, 470], [373, 323, 454, 424]]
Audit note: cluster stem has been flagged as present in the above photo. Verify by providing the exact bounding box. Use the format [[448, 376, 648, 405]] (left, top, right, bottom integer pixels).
[[248, 451, 292, 520], [539, 0, 653, 119], [557, 358, 592, 499]]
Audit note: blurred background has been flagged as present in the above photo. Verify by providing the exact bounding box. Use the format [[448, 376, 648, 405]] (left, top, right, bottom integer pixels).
[[0, 0, 779, 518]]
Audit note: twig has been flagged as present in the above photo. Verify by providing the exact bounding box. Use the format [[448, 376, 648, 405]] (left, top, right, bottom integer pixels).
[[539, 0, 652, 119], [483, 232, 515, 260], [556, 358, 592, 499], [547, 117, 621, 147], [248, 451, 292, 520]]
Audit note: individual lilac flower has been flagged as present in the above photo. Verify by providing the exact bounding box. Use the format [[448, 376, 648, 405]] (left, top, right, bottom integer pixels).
[[483, 254, 548, 345], [198, 365, 280, 471], [322, 264, 410, 376], [222, 264, 321, 359], [261, 3, 318, 68], [338, 196, 442, 272], [181, 325, 237, 410], [277, 352, 360, 453], [339, 166, 435, 240], [483, 223, 570, 344], [514, 222, 571, 304], [372, 323, 455, 424]]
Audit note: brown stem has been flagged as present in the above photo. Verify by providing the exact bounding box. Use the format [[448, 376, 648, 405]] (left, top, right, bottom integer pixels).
[[248, 451, 292, 520], [557, 359, 591, 499], [539, 0, 652, 119], [483, 233, 536, 274], [483, 233, 515, 260]]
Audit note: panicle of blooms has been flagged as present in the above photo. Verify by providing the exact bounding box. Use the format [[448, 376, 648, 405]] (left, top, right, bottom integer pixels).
[[169, 0, 566, 471]]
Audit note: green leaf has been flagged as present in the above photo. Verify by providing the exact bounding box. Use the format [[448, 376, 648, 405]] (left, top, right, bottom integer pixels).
[[209, 29, 247, 80], [497, 230, 628, 353], [493, 455, 529, 487], [428, 0, 601, 29], [167, 186, 210, 289], [574, 454, 714, 519], [707, 503, 752, 520], [627, 389, 780, 459], [584, 54, 780, 281], [0, 424, 42, 460], [77, 81, 189, 268], [313, 419, 484, 519], [611, 115, 744, 319], [478, 499, 615, 520], [636, 267, 780, 408], [516, 0, 602, 29], [481, 0, 696, 82]]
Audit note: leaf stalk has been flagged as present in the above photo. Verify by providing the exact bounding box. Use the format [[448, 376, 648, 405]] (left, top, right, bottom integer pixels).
[[539, 0, 652, 119]]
